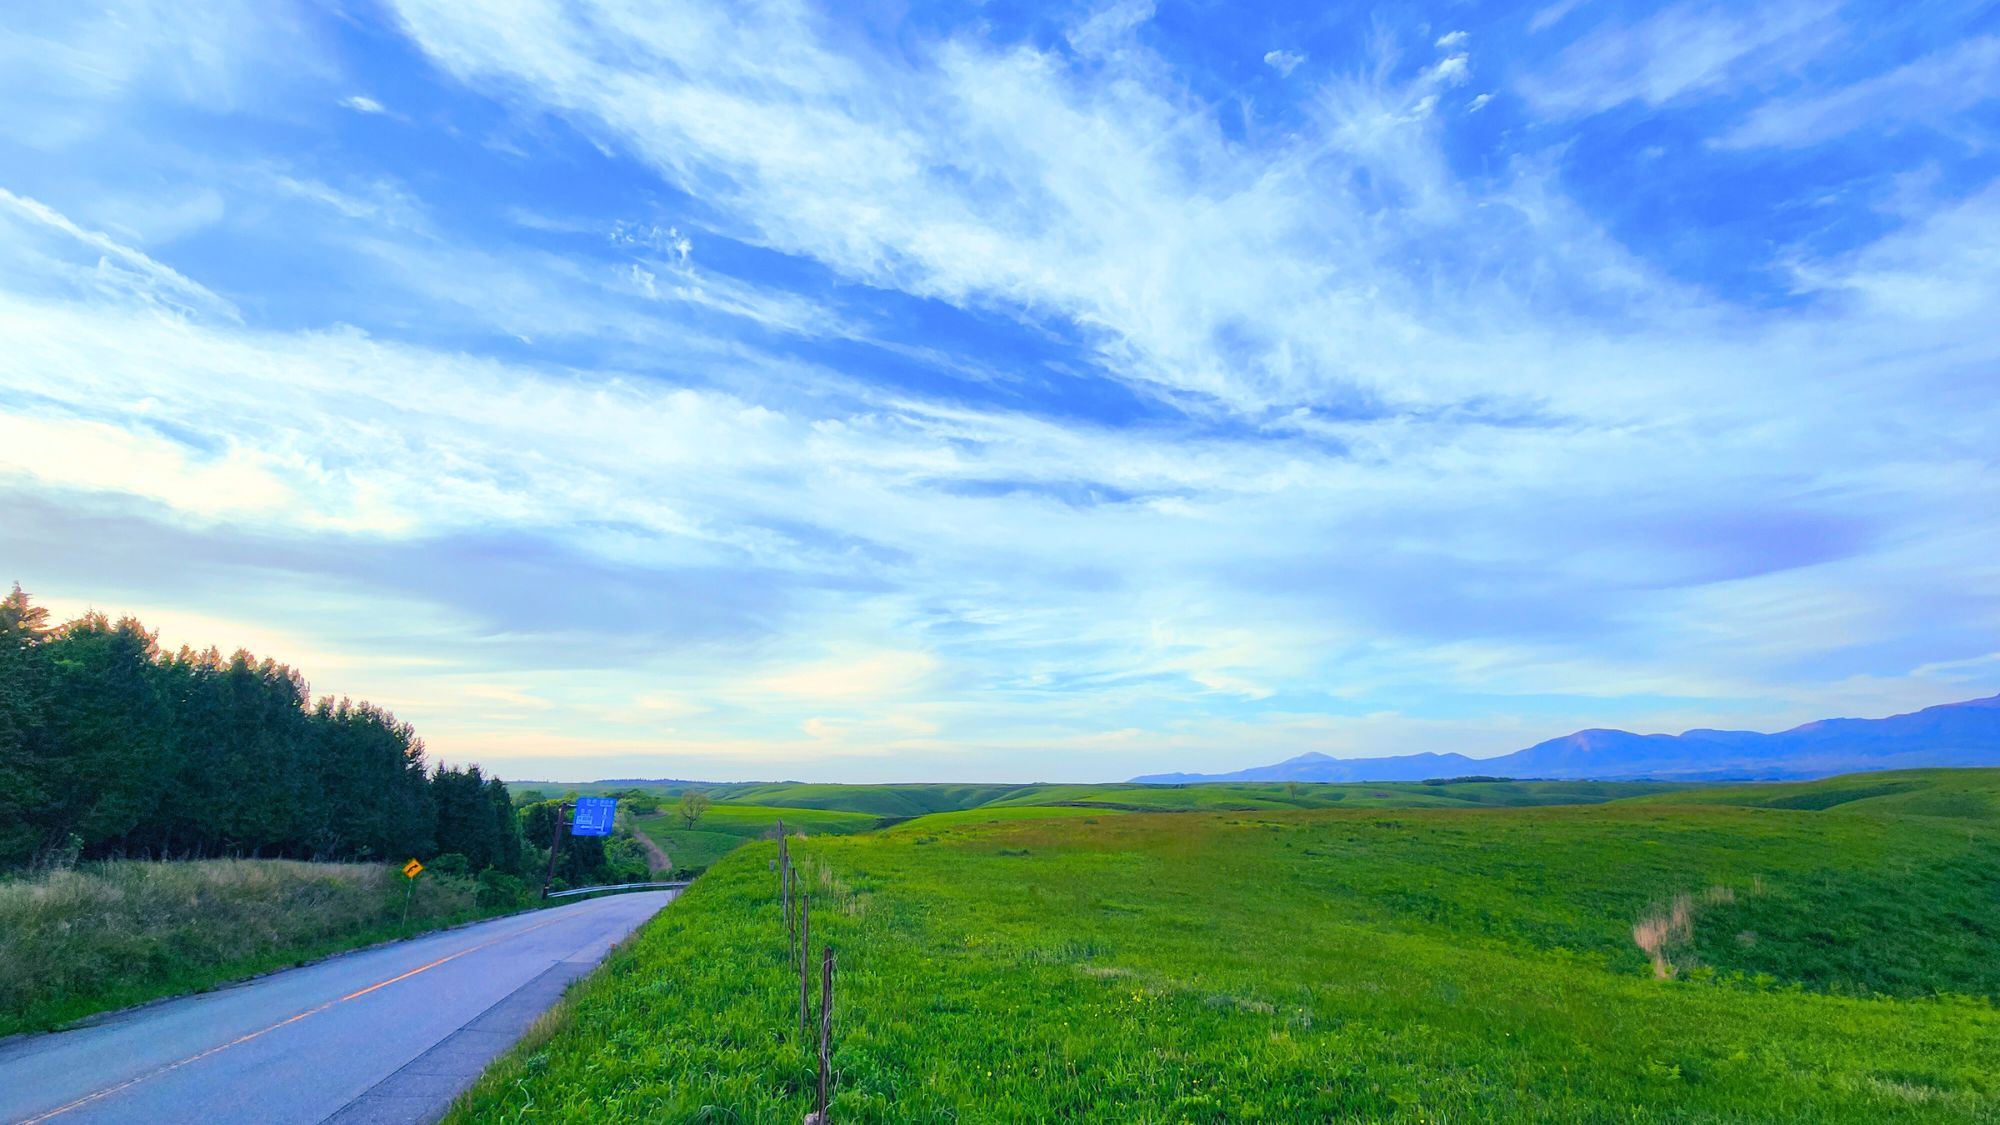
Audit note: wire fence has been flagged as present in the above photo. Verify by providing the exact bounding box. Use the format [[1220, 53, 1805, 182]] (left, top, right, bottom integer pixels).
[[775, 820, 838, 1124]]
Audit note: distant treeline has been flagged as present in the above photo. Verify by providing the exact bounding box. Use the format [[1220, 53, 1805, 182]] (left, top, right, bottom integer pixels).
[[0, 585, 641, 886]]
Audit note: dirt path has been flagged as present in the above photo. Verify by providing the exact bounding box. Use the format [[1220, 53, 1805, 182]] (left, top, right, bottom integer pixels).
[[636, 830, 674, 875]]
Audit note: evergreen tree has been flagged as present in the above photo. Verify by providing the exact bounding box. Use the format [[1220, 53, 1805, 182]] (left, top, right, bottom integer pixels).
[[40, 614, 172, 855], [0, 585, 542, 878], [0, 584, 53, 865]]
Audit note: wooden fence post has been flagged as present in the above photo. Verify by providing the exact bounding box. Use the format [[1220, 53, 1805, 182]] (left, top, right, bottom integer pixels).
[[798, 892, 811, 1039], [780, 823, 792, 952], [817, 945, 834, 1123]]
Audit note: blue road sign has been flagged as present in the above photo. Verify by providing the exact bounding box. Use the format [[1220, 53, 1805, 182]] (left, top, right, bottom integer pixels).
[[570, 797, 617, 837]]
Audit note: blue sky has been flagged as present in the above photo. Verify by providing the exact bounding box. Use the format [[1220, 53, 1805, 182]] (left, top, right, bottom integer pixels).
[[3, 0, 1997, 782]]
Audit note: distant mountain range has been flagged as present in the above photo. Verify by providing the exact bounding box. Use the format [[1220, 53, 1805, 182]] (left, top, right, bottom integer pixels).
[[1131, 694, 2000, 784]]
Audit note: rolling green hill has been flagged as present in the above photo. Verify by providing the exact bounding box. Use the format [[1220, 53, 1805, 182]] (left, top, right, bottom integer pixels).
[[1616, 767, 2000, 821], [446, 769, 2000, 1123], [712, 783, 1047, 818], [636, 802, 882, 875], [521, 778, 1705, 824], [637, 779, 1711, 874], [980, 779, 1703, 812], [519, 781, 1050, 817]]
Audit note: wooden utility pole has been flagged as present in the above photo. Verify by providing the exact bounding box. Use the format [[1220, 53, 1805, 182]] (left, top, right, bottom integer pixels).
[[540, 801, 570, 898]]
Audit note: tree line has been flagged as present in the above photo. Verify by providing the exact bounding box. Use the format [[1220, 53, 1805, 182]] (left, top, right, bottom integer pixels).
[[0, 584, 641, 887]]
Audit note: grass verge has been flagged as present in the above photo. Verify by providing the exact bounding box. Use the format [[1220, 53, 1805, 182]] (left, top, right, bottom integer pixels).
[[0, 858, 522, 1037]]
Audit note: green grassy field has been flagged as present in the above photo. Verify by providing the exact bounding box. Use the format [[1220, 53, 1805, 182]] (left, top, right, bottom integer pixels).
[[716, 784, 1047, 818], [638, 802, 882, 876], [1614, 767, 2000, 820], [980, 779, 1704, 813], [447, 769, 2000, 1123], [517, 781, 1044, 814], [549, 777, 1707, 819], [634, 782, 1700, 876]]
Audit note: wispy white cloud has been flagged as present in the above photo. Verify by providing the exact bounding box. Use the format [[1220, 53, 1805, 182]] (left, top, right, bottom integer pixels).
[[1786, 182, 2000, 320], [340, 93, 389, 114], [1519, 0, 1839, 117], [1068, 0, 1156, 58], [1528, 0, 1592, 34], [387, 0, 1689, 417], [756, 650, 938, 700], [0, 0, 326, 146], [268, 172, 430, 231], [6, 201, 1994, 775], [0, 187, 239, 320], [1715, 36, 2000, 149]]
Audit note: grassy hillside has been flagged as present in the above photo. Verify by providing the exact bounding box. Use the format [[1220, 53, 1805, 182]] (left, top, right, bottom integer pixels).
[[446, 774, 2000, 1123], [714, 783, 1047, 817], [891, 805, 1127, 831], [638, 781, 1712, 874], [637, 802, 882, 875], [1617, 767, 2000, 820], [982, 779, 1703, 812], [517, 782, 1049, 816], [521, 778, 1702, 823], [1, 859, 518, 1037]]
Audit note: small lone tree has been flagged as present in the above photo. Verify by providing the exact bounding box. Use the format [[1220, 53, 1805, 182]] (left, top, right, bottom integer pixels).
[[677, 790, 712, 829]]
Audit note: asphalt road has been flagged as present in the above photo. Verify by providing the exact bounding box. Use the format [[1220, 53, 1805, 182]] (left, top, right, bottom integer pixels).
[[0, 890, 677, 1125]]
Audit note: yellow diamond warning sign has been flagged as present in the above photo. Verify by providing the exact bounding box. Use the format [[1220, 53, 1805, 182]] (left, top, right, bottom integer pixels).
[[402, 858, 424, 879]]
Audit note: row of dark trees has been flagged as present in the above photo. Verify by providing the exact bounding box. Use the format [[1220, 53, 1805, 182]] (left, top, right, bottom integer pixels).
[[0, 584, 610, 883]]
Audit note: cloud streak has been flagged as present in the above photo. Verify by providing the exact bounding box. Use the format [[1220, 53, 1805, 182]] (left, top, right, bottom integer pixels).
[[1715, 36, 2000, 149]]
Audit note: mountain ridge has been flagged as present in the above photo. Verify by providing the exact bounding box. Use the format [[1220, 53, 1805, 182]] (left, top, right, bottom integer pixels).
[[1131, 694, 2000, 783]]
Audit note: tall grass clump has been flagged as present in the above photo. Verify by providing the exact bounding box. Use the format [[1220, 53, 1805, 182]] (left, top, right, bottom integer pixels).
[[0, 858, 508, 1036]]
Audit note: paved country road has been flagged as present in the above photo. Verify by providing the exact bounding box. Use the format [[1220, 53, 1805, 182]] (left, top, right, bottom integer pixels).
[[0, 890, 677, 1125]]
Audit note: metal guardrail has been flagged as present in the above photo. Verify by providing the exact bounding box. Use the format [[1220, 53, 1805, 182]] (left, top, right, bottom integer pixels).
[[544, 880, 690, 899]]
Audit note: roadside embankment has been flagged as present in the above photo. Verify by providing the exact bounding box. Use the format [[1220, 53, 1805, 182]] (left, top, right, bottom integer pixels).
[[0, 858, 524, 1037]]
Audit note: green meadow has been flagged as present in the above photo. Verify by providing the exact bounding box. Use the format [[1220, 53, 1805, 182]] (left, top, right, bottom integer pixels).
[[446, 769, 2000, 1123], [630, 779, 1705, 876], [637, 802, 881, 876], [980, 778, 1703, 812], [1615, 766, 2000, 820]]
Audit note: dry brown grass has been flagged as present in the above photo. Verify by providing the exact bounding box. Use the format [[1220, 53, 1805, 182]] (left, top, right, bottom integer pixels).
[[0, 859, 487, 1035], [1632, 893, 1695, 978], [1631, 883, 1746, 979]]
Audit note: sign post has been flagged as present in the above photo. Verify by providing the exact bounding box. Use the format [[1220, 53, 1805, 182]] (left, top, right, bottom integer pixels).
[[569, 797, 617, 837], [401, 858, 423, 924], [541, 798, 618, 899]]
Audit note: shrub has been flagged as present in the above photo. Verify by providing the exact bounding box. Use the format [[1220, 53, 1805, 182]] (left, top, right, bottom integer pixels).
[[477, 868, 528, 910], [429, 852, 472, 876]]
